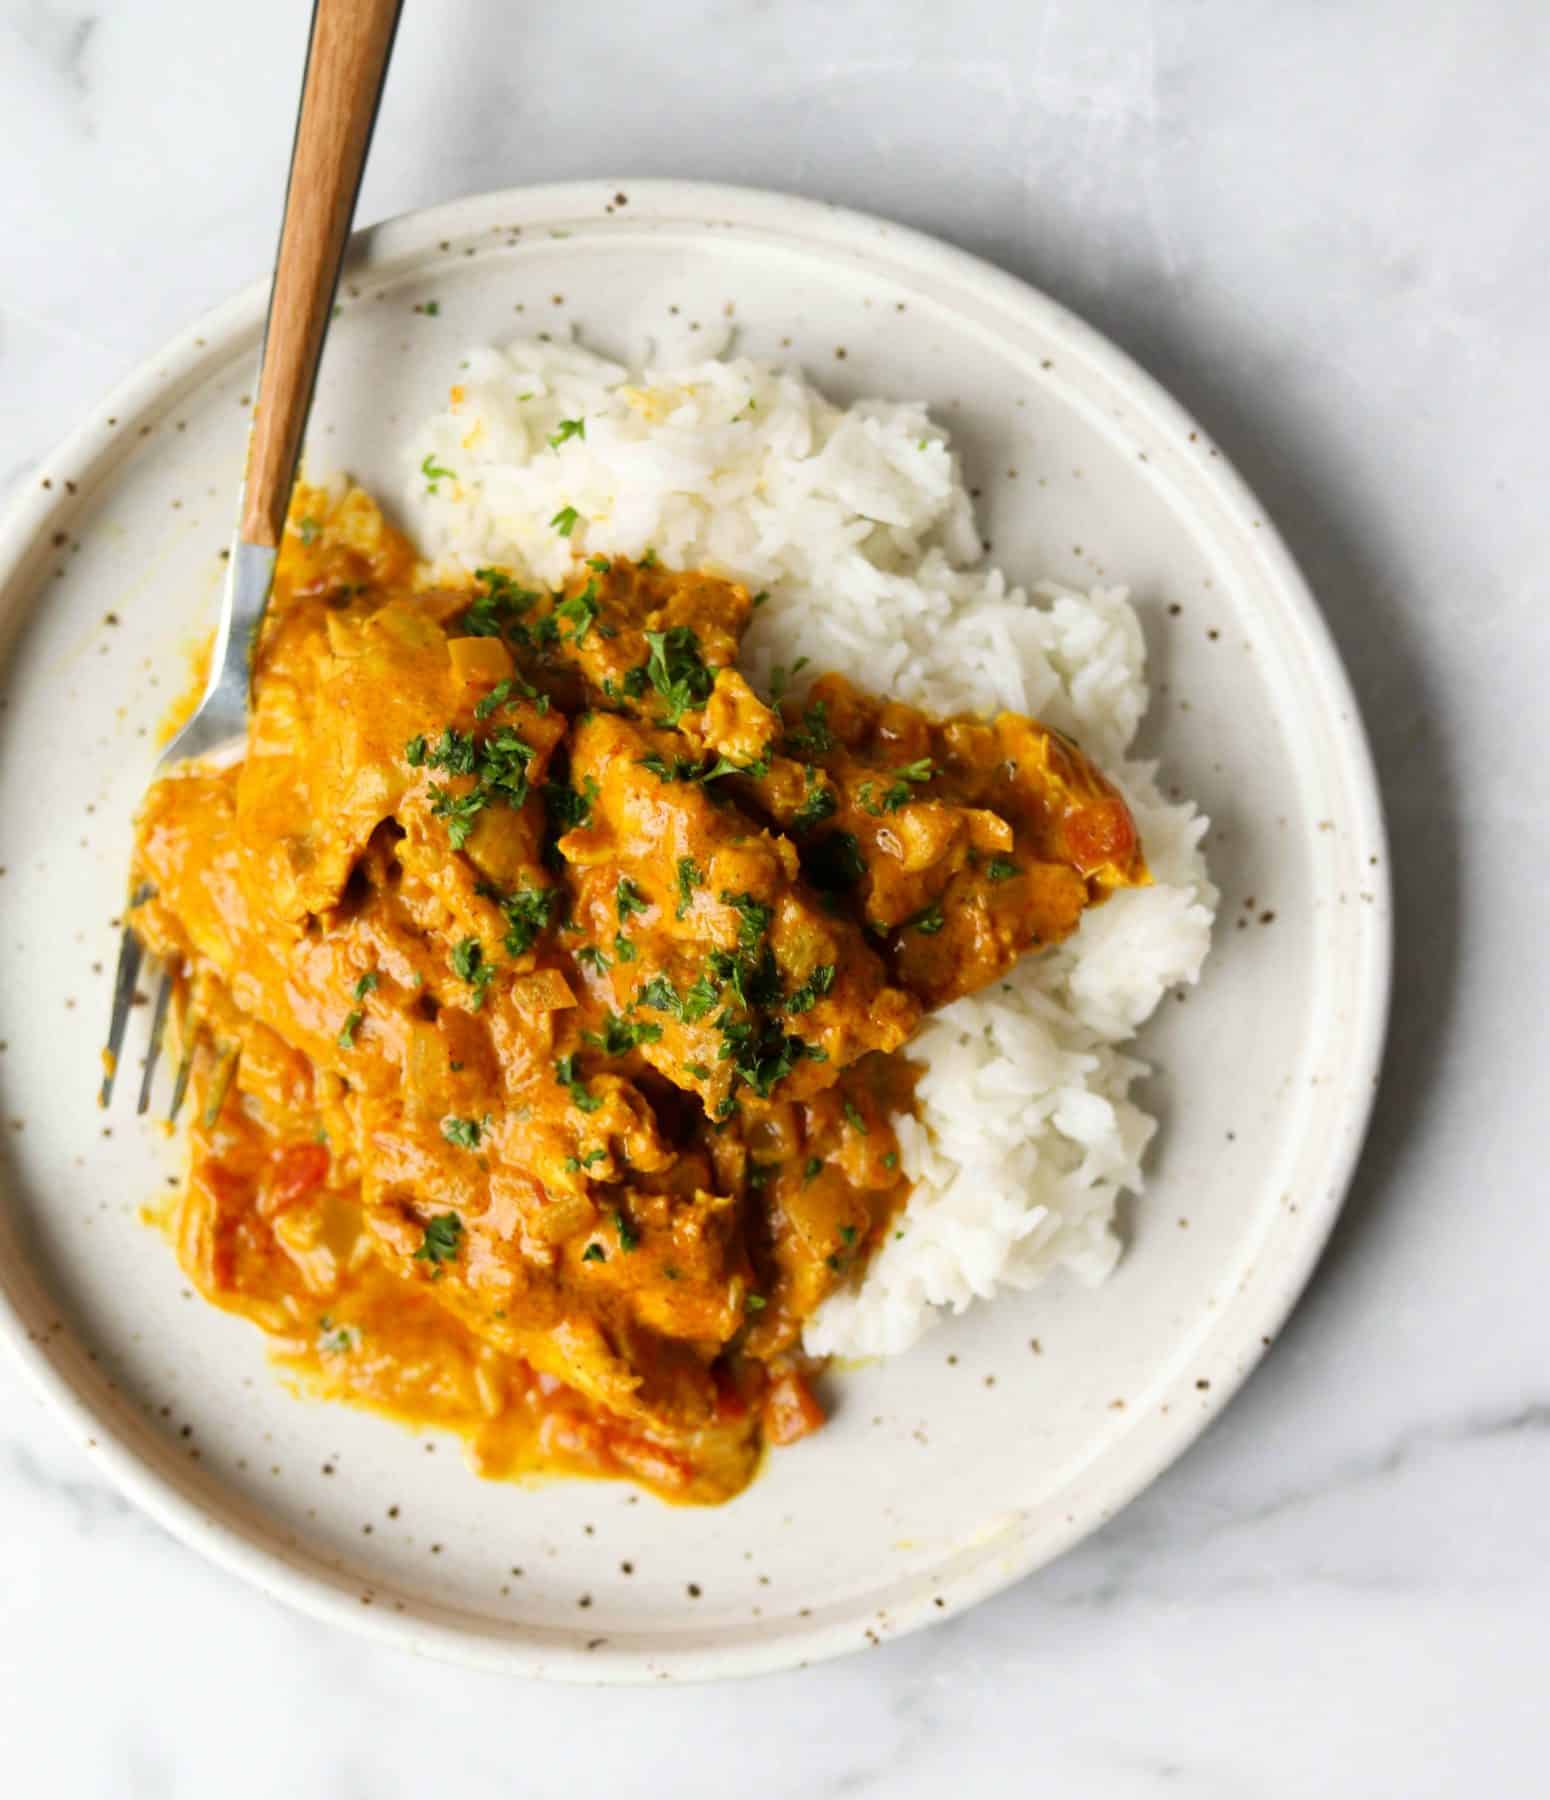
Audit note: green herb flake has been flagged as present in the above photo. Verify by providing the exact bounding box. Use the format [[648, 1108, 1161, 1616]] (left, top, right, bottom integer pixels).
[[555, 1053, 603, 1113], [802, 1156, 823, 1184], [907, 901, 946, 935], [336, 1009, 363, 1050], [839, 1224, 858, 1245], [615, 876, 649, 921], [676, 855, 702, 919], [843, 1098, 869, 1135], [553, 577, 600, 644], [297, 515, 321, 547], [352, 970, 380, 1001], [414, 1211, 464, 1267], [613, 1209, 640, 1253], [792, 770, 837, 833], [420, 451, 455, 491], [785, 699, 832, 757], [986, 857, 1019, 882], [550, 505, 580, 537], [882, 1150, 899, 1170], [547, 417, 586, 449], [745, 1292, 768, 1312], [785, 963, 836, 1015], [583, 1011, 664, 1056], [581, 1241, 606, 1264], [440, 1116, 487, 1151], [613, 933, 638, 963], [642, 626, 714, 725]]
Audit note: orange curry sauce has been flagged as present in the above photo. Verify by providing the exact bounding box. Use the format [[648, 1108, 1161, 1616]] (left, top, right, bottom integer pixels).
[[129, 486, 1147, 1503]]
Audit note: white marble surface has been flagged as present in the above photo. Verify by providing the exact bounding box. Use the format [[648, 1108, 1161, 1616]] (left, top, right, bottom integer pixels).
[[2, 0, 1547, 1791]]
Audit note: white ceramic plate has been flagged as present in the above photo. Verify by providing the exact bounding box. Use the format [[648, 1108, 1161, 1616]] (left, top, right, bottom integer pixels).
[[0, 182, 1389, 1681]]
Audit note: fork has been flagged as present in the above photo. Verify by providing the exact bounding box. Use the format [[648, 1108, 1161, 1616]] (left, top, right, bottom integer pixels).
[[99, 0, 403, 1113]]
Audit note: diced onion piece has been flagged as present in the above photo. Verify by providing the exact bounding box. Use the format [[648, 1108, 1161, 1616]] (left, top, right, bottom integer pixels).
[[763, 1369, 825, 1445], [510, 968, 576, 1013], [448, 635, 515, 684]]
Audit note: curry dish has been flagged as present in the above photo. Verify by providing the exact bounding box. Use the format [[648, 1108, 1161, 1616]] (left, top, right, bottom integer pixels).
[[128, 486, 1148, 1504]]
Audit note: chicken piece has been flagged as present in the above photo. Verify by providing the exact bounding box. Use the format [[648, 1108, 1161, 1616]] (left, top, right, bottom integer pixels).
[[557, 711, 919, 1118], [772, 673, 1149, 1009]]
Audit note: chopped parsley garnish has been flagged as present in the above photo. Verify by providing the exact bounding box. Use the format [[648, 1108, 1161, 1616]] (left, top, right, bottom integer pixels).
[[463, 568, 540, 639], [555, 1053, 602, 1113], [297, 515, 320, 546], [441, 1115, 487, 1150], [642, 626, 714, 725], [676, 856, 702, 918], [495, 881, 557, 957], [553, 578, 600, 644], [714, 1012, 816, 1099], [802, 1156, 823, 1184], [336, 1009, 363, 1049], [420, 452, 455, 491], [612, 1209, 640, 1253], [638, 751, 704, 783], [906, 900, 946, 935], [564, 1147, 607, 1172], [843, 1099, 869, 1135], [839, 1224, 858, 1245], [550, 505, 580, 536], [792, 770, 837, 833], [784, 963, 835, 1015], [317, 1316, 360, 1354], [352, 970, 379, 1001], [583, 1012, 664, 1056], [412, 724, 537, 849], [547, 417, 586, 448], [882, 1150, 899, 1170], [451, 937, 496, 1006], [414, 1212, 464, 1267], [613, 933, 638, 963], [784, 698, 831, 757], [475, 674, 546, 720], [637, 972, 718, 1023], [573, 943, 611, 975], [581, 1242, 606, 1263], [684, 1061, 710, 1080], [722, 891, 773, 956], [745, 1292, 768, 1312], [615, 876, 649, 921], [882, 757, 935, 811], [986, 857, 1019, 882], [587, 554, 611, 572], [543, 773, 597, 833]]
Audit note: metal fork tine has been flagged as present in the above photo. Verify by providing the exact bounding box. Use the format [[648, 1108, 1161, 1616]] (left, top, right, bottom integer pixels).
[[137, 971, 173, 1116], [168, 1028, 198, 1126], [99, 890, 152, 1108]]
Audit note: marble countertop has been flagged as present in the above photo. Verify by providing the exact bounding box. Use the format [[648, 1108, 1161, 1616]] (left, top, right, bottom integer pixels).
[[3, 1, 1546, 1792]]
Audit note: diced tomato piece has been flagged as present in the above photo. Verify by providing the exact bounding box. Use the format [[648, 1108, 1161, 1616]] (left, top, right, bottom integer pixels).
[[1064, 795, 1138, 872], [269, 1141, 330, 1209], [763, 1369, 825, 1446]]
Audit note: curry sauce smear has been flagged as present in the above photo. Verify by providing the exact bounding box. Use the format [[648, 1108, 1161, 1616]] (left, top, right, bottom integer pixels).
[[131, 484, 1145, 1504]]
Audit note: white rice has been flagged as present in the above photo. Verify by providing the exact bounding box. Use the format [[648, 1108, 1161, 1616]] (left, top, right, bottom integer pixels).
[[404, 338, 1216, 1359]]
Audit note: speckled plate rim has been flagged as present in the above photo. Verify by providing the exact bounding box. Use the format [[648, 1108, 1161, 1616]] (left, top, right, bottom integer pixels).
[[0, 179, 1391, 1682]]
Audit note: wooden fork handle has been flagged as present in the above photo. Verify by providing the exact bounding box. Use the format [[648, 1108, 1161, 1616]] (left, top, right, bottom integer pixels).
[[240, 0, 403, 549]]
